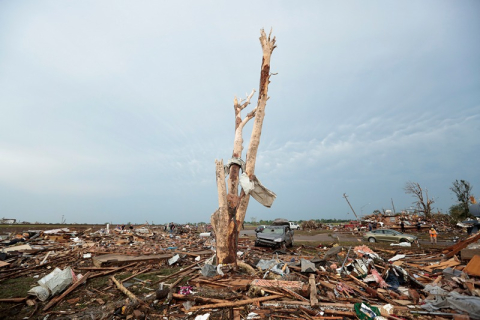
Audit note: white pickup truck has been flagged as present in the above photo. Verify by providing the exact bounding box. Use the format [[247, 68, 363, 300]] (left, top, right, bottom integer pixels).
[[289, 221, 300, 230]]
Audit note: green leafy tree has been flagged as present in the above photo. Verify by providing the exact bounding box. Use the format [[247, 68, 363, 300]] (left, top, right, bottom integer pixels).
[[449, 204, 465, 223], [449, 179, 473, 221]]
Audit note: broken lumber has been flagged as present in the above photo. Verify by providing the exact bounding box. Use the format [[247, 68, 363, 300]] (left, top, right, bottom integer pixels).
[[188, 294, 283, 312], [92, 253, 172, 267], [152, 258, 206, 285], [347, 274, 399, 306], [309, 274, 318, 306], [172, 293, 225, 304], [0, 297, 27, 303], [89, 262, 137, 278], [111, 275, 141, 304]]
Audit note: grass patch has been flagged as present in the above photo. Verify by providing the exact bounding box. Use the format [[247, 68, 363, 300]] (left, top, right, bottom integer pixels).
[[0, 277, 38, 319], [146, 266, 182, 277], [0, 277, 37, 299], [136, 272, 170, 283], [89, 275, 111, 289]]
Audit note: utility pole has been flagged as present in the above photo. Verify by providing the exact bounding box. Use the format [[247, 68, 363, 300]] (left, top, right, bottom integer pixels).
[[343, 193, 359, 221], [425, 189, 430, 217], [391, 198, 396, 215]]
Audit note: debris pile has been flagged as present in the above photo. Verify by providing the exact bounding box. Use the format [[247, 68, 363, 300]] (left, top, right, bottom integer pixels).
[[1, 225, 480, 319], [361, 212, 459, 233]]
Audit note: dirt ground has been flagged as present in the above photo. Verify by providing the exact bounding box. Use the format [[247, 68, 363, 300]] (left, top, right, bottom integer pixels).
[[241, 228, 458, 247], [1, 224, 460, 249]]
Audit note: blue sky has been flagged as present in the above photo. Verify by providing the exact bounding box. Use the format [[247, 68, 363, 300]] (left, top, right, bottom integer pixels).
[[0, 1, 479, 224]]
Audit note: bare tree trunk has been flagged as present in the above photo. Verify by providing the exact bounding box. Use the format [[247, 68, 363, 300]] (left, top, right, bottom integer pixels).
[[237, 30, 276, 226], [211, 29, 276, 265], [404, 181, 434, 219], [211, 160, 235, 264]]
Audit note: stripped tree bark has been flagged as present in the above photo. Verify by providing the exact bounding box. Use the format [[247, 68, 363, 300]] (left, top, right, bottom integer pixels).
[[211, 29, 276, 265]]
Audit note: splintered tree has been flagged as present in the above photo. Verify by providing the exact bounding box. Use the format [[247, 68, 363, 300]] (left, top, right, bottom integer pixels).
[[404, 181, 435, 219], [211, 30, 277, 266]]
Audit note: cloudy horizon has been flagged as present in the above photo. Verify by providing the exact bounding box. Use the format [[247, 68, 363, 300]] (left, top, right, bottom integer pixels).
[[0, 1, 479, 224]]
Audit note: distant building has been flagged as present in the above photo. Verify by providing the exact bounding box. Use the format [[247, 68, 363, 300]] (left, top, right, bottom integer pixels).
[[0, 218, 16, 224]]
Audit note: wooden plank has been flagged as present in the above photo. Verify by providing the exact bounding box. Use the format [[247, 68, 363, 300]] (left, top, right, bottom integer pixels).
[[391, 299, 413, 306], [75, 267, 117, 271], [445, 233, 480, 258], [187, 294, 283, 312], [323, 309, 356, 317], [173, 250, 212, 257], [309, 274, 318, 306], [233, 308, 241, 320], [250, 279, 307, 292], [318, 280, 336, 290], [89, 262, 137, 279], [280, 287, 309, 302], [173, 293, 225, 304], [422, 259, 460, 272], [0, 297, 27, 303], [1, 244, 32, 252], [191, 278, 251, 290], [347, 274, 399, 306], [111, 275, 142, 305], [92, 253, 172, 267], [195, 278, 229, 288], [463, 255, 480, 276]]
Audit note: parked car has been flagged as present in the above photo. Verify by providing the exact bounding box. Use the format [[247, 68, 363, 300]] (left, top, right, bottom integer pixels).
[[363, 229, 417, 243], [289, 221, 300, 230], [255, 225, 266, 233], [255, 219, 294, 248]]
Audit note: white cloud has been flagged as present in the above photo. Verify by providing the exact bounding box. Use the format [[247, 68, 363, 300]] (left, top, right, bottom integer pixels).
[[0, 1, 478, 222]]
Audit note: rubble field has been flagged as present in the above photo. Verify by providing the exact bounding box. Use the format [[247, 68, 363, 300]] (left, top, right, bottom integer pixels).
[[1, 224, 480, 320]]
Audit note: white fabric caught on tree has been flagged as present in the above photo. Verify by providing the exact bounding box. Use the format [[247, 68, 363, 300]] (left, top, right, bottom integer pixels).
[[239, 173, 276, 207], [239, 173, 254, 194]]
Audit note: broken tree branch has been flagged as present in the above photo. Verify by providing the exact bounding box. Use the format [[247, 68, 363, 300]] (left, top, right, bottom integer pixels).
[[111, 275, 140, 304]]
